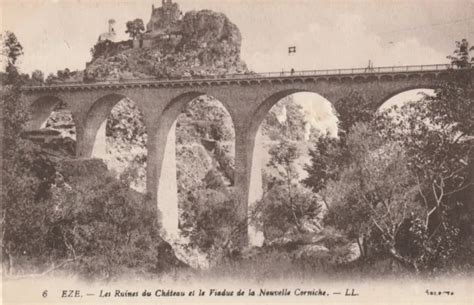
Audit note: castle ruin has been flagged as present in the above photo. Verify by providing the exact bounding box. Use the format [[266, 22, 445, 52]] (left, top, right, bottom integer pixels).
[[98, 19, 117, 42], [134, 0, 183, 48], [147, 0, 182, 34], [97, 1, 183, 48]]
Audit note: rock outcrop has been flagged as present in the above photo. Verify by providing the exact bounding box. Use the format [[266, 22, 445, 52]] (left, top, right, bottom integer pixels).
[[84, 7, 248, 81]]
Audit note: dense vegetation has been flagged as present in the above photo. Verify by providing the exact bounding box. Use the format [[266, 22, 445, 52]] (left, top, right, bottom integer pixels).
[[1, 32, 183, 280], [306, 39, 473, 273]]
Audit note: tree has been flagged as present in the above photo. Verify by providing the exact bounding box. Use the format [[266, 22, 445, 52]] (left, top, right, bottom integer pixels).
[[258, 140, 322, 240], [125, 19, 145, 40], [258, 184, 321, 241], [90, 40, 114, 60], [322, 39, 473, 272], [1, 31, 23, 67], [261, 96, 308, 141], [334, 90, 374, 135], [377, 38, 473, 238], [31, 69, 44, 85], [306, 39, 473, 271], [180, 188, 242, 264], [1, 31, 58, 275], [268, 140, 300, 184], [45, 162, 183, 279], [368, 39, 473, 271], [322, 123, 420, 266], [1, 31, 28, 159], [45, 73, 56, 84], [303, 135, 346, 193], [447, 39, 473, 69], [57, 68, 71, 80], [303, 90, 373, 194]]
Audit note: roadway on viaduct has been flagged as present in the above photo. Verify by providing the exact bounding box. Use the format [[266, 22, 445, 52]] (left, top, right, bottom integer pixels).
[[20, 64, 465, 245]]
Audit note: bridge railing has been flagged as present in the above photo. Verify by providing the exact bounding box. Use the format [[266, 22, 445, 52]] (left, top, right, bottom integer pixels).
[[26, 63, 457, 89], [222, 63, 452, 79]]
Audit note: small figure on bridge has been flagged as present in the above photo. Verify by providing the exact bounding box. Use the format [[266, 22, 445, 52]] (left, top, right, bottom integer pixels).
[[365, 60, 374, 72], [290, 68, 295, 75]]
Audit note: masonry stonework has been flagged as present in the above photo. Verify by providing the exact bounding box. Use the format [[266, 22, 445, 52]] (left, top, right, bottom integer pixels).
[[22, 68, 457, 245]]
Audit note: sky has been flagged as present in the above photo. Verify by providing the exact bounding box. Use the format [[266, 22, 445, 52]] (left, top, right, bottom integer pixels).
[[2, 0, 473, 75], [0, 0, 471, 131]]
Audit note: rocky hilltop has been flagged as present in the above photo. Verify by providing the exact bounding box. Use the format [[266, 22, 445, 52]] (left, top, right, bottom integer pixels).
[[84, 3, 248, 81]]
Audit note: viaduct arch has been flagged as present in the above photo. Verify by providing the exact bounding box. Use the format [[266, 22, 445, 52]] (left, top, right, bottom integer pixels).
[[22, 64, 467, 246], [28, 95, 75, 130]]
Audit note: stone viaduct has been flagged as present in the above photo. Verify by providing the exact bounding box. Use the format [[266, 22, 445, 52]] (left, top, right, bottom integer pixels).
[[21, 64, 456, 245]]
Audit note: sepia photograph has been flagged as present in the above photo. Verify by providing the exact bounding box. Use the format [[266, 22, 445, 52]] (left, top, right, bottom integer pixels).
[[1, 0, 473, 304]]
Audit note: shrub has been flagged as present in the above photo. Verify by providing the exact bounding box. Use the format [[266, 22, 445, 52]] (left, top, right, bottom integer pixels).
[[180, 188, 241, 263]]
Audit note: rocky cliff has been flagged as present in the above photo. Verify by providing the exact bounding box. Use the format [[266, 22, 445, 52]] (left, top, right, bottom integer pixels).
[[84, 9, 248, 81]]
